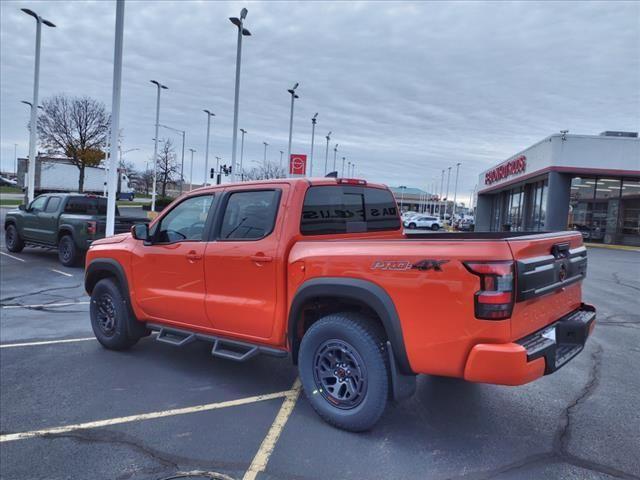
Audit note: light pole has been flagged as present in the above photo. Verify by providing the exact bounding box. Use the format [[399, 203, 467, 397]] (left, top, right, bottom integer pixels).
[[286, 83, 299, 176], [150, 80, 168, 211], [106, 0, 124, 236], [347, 161, 351, 178], [452, 162, 461, 221], [279, 150, 284, 169], [324, 131, 331, 175], [203, 110, 214, 187], [341, 156, 345, 177], [239, 128, 247, 180], [14, 144, 18, 175], [445, 166, 452, 225], [310, 112, 318, 176], [22, 8, 55, 203], [215, 156, 221, 184], [351, 162, 355, 177], [333, 144, 338, 172], [398, 186, 406, 212], [160, 124, 186, 193], [263, 141, 269, 168], [229, 8, 251, 182], [188, 148, 195, 191]]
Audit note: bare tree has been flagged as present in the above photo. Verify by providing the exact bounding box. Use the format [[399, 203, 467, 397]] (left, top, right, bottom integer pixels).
[[139, 169, 154, 195], [242, 161, 287, 181], [156, 138, 179, 197], [37, 94, 109, 192]]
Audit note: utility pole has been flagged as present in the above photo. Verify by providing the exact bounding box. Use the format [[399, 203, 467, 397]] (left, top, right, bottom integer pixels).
[[22, 8, 56, 203], [188, 148, 195, 191], [452, 162, 461, 221], [229, 8, 251, 182], [309, 113, 318, 176], [106, 0, 124, 236], [324, 132, 332, 175]]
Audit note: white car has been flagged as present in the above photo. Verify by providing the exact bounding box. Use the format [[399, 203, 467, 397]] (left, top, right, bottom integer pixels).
[[403, 215, 441, 230]]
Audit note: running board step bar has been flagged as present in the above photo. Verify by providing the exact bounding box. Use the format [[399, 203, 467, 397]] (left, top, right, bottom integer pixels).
[[147, 323, 287, 362]]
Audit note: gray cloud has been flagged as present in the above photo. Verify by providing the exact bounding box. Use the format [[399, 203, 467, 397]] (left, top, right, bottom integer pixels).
[[1, 0, 639, 205]]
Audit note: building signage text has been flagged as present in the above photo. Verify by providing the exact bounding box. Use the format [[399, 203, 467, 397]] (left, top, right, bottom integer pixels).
[[484, 155, 527, 185]]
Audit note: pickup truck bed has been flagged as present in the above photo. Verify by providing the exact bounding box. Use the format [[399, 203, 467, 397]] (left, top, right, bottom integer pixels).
[[84, 178, 595, 431]]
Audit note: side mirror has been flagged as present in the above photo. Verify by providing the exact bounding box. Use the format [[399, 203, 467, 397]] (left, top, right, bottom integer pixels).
[[131, 223, 149, 241], [18, 204, 26, 211]]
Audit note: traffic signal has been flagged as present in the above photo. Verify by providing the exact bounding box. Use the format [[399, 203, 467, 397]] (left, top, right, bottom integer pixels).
[[210, 168, 215, 179]]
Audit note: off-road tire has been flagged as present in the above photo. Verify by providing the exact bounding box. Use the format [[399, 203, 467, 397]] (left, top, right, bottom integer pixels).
[[299, 312, 389, 432], [5, 224, 24, 253], [58, 234, 82, 267], [90, 278, 141, 350]]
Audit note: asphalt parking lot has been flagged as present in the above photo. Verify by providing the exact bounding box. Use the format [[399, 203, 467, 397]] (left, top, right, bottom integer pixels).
[[1, 206, 639, 480]]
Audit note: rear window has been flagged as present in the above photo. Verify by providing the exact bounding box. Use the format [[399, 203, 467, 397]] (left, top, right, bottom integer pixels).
[[301, 185, 400, 235], [64, 196, 118, 215]]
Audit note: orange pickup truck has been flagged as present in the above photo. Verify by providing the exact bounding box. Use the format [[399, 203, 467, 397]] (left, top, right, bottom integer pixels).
[[85, 178, 595, 431]]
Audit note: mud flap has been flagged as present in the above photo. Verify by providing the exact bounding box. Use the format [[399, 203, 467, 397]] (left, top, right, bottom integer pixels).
[[386, 341, 416, 401]]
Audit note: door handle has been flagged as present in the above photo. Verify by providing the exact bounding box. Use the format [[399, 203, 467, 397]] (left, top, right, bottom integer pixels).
[[250, 254, 273, 263], [186, 250, 202, 261]]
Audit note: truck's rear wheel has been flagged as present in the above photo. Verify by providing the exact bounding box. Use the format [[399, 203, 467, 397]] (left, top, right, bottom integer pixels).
[[298, 313, 389, 432], [5, 224, 24, 253], [58, 234, 82, 267], [90, 278, 140, 350]]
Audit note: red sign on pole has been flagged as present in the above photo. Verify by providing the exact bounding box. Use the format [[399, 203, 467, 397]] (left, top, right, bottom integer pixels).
[[289, 154, 307, 176]]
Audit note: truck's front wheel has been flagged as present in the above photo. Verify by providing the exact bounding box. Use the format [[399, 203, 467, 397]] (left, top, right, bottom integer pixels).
[[5, 224, 24, 253], [90, 278, 140, 350], [298, 313, 389, 432]]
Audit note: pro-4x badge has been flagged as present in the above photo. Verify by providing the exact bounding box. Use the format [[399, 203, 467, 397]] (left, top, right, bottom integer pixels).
[[371, 259, 449, 272]]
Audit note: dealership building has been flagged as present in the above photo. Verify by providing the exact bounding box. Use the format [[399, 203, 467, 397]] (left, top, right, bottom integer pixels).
[[475, 131, 640, 246]]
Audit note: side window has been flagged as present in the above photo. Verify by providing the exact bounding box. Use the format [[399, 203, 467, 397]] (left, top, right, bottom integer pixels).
[[219, 190, 280, 240], [29, 196, 48, 212], [154, 195, 214, 243], [45, 197, 61, 213]]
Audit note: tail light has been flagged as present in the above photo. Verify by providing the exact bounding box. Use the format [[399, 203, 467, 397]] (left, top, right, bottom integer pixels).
[[87, 221, 97, 236], [463, 261, 514, 320], [337, 178, 367, 185]]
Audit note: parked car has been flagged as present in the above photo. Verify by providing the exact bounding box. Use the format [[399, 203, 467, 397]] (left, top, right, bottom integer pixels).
[[404, 215, 441, 230], [85, 177, 595, 432], [4, 194, 148, 266]]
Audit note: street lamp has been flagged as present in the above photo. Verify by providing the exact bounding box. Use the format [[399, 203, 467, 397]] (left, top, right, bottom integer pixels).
[[351, 162, 355, 177], [239, 128, 247, 180], [341, 156, 345, 177], [215, 156, 221, 184], [229, 8, 251, 182], [159, 124, 186, 193], [279, 150, 284, 169], [263, 141, 269, 168], [324, 131, 332, 175], [188, 148, 196, 191], [347, 161, 351, 178], [445, 166, 452, 225], [439, 169, 445, 219], [452, 162, 461, 222], [22, 8, 55, 203], [398, 185, 407, 212], [333, 143, 338, 172], [203, 109, 215, 187], [310, 113, 318, 176], [286, 82, 299, 176], [150, 79, 168, 211]]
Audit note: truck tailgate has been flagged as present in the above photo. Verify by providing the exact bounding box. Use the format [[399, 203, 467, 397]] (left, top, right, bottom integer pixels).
[[507, 231, 587, 340]]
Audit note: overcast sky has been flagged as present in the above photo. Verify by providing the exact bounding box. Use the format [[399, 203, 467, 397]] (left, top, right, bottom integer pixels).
[[1, 0, 638, 204]]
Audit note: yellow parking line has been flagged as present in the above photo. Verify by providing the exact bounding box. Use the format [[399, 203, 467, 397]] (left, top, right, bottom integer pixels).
[[0, 389, 293, 443], [0, 251, 25, 262], [0, 337, 96, 348], [243, 378, 302, 480]]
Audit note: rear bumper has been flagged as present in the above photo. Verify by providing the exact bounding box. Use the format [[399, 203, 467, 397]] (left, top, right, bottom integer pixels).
[[463, 303, 596, 386]]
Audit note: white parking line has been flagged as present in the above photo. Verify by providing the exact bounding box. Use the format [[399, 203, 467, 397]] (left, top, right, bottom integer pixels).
[[243, 378, 302, 480], [1, 301, 90, 310], [50, 268, 73, 277], [0, 337, 96, 349], [0, 251, 25, 262], [0, 389, 293, 443]]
